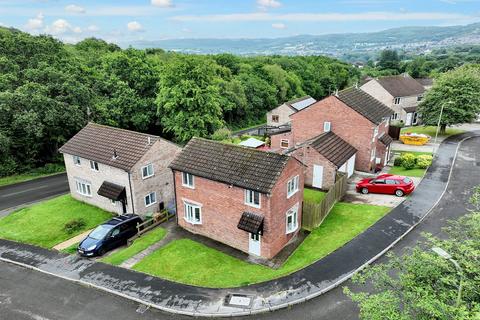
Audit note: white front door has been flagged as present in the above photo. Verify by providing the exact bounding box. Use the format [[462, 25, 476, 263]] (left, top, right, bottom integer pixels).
[[347, 154, 356, 178], [406, 113, 413, 126], [248, 233, 261, 256], [312, 165, 323, 188]]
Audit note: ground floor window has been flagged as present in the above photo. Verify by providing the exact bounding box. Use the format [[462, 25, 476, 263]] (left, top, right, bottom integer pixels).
[[286, 203, 299, 234], [144, 192, 156, 207], [412, 112, 418, 125], [75, 179, 92, 196], [184, 201, 201, 224]]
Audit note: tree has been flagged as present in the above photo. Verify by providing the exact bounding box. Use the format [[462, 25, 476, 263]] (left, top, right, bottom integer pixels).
[[377, 49, 401, 72], [418, 65, 480, 134], [155, 56, 225, 142]]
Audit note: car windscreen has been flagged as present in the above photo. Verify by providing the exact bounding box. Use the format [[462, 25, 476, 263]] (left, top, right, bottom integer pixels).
[[403, 177, 412, 184], [89, 225, 112, 240]]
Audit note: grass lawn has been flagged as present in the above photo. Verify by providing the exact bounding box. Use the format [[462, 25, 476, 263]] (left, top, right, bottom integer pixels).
[[101, 227, 167, 266], [61, 242, 79, 254], [303, 188, 326, 203], [401, 126, 464, 137], [388, 166, 426, 178], [0, 195, 113, 248], [0, 164, 65, 187], [132, 202, 390, 288]]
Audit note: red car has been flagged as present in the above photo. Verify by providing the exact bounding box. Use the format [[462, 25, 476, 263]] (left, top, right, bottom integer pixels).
[[356, 174, 415, 197]]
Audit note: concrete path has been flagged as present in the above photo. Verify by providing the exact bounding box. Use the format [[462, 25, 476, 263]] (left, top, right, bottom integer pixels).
[[1, 131, 477, 317], [53, 229, 92, 251]]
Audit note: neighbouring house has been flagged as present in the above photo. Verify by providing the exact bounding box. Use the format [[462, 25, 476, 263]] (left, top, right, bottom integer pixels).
[[266, 96, 317, 127], [360, 73, 426, 126], [416, 77, 434, 90], [169, 138, 304, 259], [270, 87, 393, 173], [287, 131, 357, 190], [59, 123, 181, 216]]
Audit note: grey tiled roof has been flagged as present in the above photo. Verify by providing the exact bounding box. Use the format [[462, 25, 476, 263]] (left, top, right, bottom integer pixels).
[[337, 87, 393, 125], [169, 138, 291, 194], [376, 75, 425, 97], [237, 212, 264, 234], [308, 132, 357, 167], [378, 133, 394, 146], [59, 123, 160, 171], [415, 78, 433, 87], [97, 181, 126, 201]]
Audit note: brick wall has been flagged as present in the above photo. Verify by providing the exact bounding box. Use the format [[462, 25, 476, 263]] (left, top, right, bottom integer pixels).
[[270, 131, 293, 151], [173, 157, 304, 259], [290, 146, 337, 189]]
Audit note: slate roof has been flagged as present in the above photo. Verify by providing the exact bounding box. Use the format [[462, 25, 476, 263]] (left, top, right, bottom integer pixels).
[[302, 132, 357, 167], [337, 87, 394, 125], [286, 96, 317, 111], [237, 212, 264, 234], [59, 123, 161, 172], [378, 133, 394, 146], [376, 75, 425, 97], [169, 138, 291, 194], [416, 78, 433, 87], [97, 181, 126, 201]]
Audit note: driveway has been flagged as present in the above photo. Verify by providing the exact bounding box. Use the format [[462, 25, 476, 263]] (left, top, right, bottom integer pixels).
[[0, 173, 69, 215]]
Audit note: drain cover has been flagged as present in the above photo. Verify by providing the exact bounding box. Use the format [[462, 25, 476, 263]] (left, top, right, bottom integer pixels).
[[136, 304, 150, 314], [224, 294, 253, 308]]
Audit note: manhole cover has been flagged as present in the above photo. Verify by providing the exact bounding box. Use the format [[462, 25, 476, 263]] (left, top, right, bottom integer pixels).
[[136, 304, 150, 314], [224, 294, 253, 308]]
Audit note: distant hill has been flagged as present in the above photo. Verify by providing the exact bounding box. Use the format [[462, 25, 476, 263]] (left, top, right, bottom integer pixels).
[[130, 22, 480, 61]]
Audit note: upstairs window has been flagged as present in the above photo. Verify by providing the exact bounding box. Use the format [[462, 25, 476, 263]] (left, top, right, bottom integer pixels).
[[90, 160, 99, 171], [182, 172, 194, 188], [245, 189, 261, 208], [142, 164, 154, 179], [184, 202, 201, 224], [323, 121, 331, 132], [286, 204, 299, 234], [394, 97, 401, 105], [73, 155, 81, 166], [280, 139, 289, 149], [287, 175, 299, 198], [272, 115, 279, 123], [417, 95, 423, 102]]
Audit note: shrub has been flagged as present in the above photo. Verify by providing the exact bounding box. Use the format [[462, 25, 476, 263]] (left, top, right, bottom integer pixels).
[[63, 218, 86, 234], [401, 153, 416, 170], [417, 154, 433, 169], [210, 127, 232, 141], [393, 157, 403, 167]]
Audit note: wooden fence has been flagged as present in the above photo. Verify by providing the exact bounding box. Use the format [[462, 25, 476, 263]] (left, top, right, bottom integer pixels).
[[302, 173, 348, 231], [127, 210, 174, 245]]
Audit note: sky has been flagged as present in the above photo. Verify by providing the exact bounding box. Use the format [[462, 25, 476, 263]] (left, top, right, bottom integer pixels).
[[0, 0, 479, 44]]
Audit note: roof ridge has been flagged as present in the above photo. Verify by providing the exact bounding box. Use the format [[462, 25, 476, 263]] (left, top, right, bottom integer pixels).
[[87, 122, 159, 138]]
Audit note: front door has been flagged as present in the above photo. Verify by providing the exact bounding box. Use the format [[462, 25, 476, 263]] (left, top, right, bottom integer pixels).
[[347, 155, 356, 178], [248, 233, 261, 256], [312, 165, 323, 189], [406, 113, 413, 126]]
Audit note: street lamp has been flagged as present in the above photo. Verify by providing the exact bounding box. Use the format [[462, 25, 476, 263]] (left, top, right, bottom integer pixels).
[[431, 247, 464, 307]]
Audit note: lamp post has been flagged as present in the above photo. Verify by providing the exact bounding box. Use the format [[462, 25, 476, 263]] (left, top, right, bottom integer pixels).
[[431, 247, 464, 307]]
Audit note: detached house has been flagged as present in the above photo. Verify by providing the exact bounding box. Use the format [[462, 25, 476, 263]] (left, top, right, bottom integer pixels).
[[361, 74, 426, 126], [59, 123, 181, 216], [266, 96, 317, 127], [270, 87, 393, 173], [169, 138, 304, 259]]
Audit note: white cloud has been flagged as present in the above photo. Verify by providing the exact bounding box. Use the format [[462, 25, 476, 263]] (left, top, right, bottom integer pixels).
[[171, 11, 470, 22], [272, 22, 286, 29], [257, 0, 282, 10], [151, 0, 174, 7], [24, 13, 44, 31], [65, 4, 86, 14], [44, 18, 83, 35], [127, 21, 144, 32], [86, 25, 99, 32], [72, 26, 82, 33]]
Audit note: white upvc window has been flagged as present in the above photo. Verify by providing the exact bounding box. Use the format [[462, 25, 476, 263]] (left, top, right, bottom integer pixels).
[[323, 121, 331, 132], [280, 139, 289, 149], [245, 189, 261, 208], [144, 192, 156, 207], [184, 201, 202, 224], [182, 172, 194, 188], [372, 126, 379, 142], [287, 175, 299, 198], [89, 160, 99, 171], [142, 163, 154, 179], [73, 155, 81, 166], [394, 97, 401, 105], [286, 203, 299, 234], [75, 179, 91, 197]]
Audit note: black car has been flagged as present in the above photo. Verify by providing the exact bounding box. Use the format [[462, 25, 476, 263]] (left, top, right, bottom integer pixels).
[[78, 214, 142, 257]]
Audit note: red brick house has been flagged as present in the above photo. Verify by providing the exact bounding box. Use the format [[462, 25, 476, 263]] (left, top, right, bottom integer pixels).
[[270, 87, 393, 172], [169, 138, 304, 259]]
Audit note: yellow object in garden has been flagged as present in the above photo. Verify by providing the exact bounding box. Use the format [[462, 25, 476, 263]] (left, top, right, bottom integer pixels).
[[400, 133, 431, 146]]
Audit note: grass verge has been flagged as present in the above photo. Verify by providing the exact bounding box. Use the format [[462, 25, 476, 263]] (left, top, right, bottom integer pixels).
[[132, 202, 390, 288], [401, 126, 464, 137], [0, 195, 113, 248], [388, 166, 426, 178], [101, 227, 167, 266], [0, 163, 65, 187], [61, 242, 79, 254]]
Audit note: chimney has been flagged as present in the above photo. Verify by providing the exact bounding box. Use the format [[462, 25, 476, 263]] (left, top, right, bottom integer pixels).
[[112, 148, 118, 159], [147, 136, 151, 145]]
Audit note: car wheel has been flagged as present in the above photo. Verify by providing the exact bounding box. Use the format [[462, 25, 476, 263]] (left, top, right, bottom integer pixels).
[[395, 189, 404, 197], [361, 187, 369, 194], [97, 247, 106, 256]]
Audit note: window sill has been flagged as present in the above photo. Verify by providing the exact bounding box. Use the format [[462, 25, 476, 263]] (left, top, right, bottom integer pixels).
[[286, 226, 298, 235], [184, 217, 201, 225], [245, 202, 261, 209], [182, 184, 195, 189], [145, 201, 156, 208], [287, 190, 298, 199], [142, 175, 154, 180]]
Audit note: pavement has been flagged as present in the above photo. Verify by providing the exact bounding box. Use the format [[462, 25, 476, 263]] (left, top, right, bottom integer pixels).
[[1, 131, 478, 317], [0, 173, 69, 216], [53, 229, 92, 251]]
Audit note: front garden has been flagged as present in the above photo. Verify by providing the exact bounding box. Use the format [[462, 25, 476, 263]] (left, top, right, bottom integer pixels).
[[0, 195, 112, 248], [401, 126, 464, 138], [389, 151, 433, 178]]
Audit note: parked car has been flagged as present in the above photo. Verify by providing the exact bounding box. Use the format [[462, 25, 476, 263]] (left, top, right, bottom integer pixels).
[[356, 174, 415, 197], [78, 214, 143, 257]]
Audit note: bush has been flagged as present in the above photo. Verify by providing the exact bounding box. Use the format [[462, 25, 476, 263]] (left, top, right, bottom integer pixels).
[[417, 154, 433, 169], [210, 127, 232, 141], [400, 153, 416, 170], [63, 218, 86, 234], [393, 157, 403, 167]]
